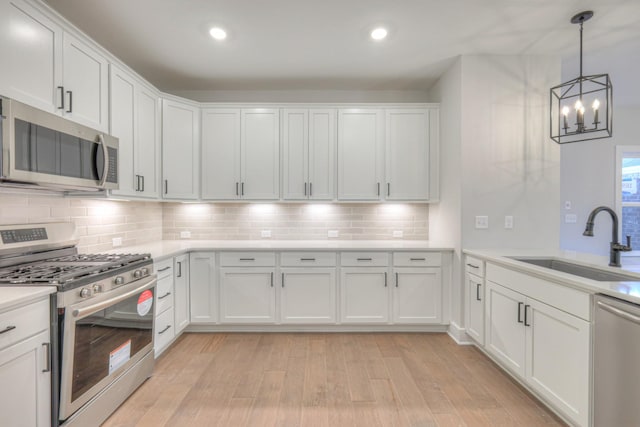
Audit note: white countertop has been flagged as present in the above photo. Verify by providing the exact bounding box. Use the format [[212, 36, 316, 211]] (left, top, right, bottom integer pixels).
[[0, 286, 56, 312], [108, 240, 452, 262], [464, 248, 640, 305]]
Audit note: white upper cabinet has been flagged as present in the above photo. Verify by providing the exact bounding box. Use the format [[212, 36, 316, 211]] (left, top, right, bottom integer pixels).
[[201, 109, 241, 199], [162, 98, 200, 200], [110, 65, 160, 198], [201, 108, 279, 200], [385, 109, 430, 201], [62, 32, 109, 131], [282, 109, 335, 200], [0, 0, 62, 113], [338, 109, 384, 200]]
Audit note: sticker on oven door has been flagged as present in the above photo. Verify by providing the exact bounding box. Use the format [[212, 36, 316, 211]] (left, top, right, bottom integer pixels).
[[109, 339, 131, 375], [137, 290, 153, 316]]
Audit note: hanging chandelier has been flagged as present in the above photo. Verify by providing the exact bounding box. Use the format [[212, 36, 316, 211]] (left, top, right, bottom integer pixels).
[[550, 11, 612, 144]]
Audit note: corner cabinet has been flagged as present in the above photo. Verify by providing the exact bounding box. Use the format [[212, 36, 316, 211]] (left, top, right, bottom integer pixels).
[[464, 256, 485, 345], [189, 252, 217, 324], [162, 98, 200, 200], [337, 109, 384, 201], [201, 108, 280, 200]]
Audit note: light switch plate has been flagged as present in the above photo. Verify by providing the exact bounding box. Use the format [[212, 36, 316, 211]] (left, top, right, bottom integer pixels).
[[504, 216, 513, 229], [261, 230, 272, 238], [180, 231, 191, 239], [112, 237, 122, 247], [393, 230, 403, 238], [565, 214, 577, 224], [328, 230, 339, 238], [475, 216, 489, 229]]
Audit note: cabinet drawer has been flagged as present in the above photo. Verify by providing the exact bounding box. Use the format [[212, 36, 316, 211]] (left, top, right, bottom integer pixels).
[[220, 252, 276, 267], [154, 307, 175, 355], [155, 259, 174, 279], [393, 252, 441, 267], [155, 274, 174, 315], [280, 252, 337, 267], [465, 256, 485, 276], [0, 298, 49, 351], [341, 252, 389, 267]]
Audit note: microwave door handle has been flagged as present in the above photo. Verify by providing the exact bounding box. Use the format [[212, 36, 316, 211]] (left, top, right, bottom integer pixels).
[[97, 134, 109, 187]]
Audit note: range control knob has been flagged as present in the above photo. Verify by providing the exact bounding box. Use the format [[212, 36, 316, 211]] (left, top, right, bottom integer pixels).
[[114, 276, 125, 286], [93, 284, 103, 293], [133, 270, 142, 279], [141, 267, 149, 276], [79, 288, 92, 298]]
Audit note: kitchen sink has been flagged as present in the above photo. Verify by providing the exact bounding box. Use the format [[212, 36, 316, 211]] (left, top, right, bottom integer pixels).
[[508, 257, 640, 282]]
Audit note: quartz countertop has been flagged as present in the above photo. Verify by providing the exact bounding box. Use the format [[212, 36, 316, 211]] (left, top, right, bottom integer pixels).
[[108, 240, 452, 262], [0, 286, 55, 312], [464, 248, 640, 305]]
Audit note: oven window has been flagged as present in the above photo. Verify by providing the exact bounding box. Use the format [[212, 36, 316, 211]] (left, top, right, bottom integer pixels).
[[71, 290, 153, 402]]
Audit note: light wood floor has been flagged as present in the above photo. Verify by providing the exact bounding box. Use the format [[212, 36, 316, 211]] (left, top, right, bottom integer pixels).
[[103, 333, 565, 427]]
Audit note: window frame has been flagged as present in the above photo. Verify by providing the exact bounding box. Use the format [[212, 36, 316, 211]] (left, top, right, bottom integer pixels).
[[615, 145, 640, 257]]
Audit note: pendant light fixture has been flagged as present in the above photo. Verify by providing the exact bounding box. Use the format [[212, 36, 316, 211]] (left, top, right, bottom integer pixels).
[[550, 11, 612, 144]]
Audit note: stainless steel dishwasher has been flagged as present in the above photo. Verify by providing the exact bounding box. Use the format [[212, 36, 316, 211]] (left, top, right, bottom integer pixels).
[[594, 294, 640, 426]]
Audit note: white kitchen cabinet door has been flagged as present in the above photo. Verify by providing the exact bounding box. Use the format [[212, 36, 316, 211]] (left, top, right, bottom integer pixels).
[[337, 109, 383, 200], [109, 64, 136, 197], [282, 109, 309, 200], [0, 0, 62, 113], [308, 109, 336, 200], [0, 330, 50, 427], [484, 281, 526, 377], [525, 298, 590, 427], [280, 268, 336, 324], [174, 254, 190, 333], [220, 268, 276, 323], [392, 268, 441, 324], [154, 306, 175, 357], [135, 85, 161, 198], [201, 109, 241, 200], [162, 98, 199, 200], [340, 268, 389, 323], [62, 32, 109, 132], [465, 273, 485, 345], [385, 109, 430, 200], [189, 252, 217, 324], [241, 109, 280, 200]]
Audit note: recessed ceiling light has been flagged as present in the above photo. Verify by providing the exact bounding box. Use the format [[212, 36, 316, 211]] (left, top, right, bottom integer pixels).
[[209, 27, 227, 40], [370, 27, 388, 41]]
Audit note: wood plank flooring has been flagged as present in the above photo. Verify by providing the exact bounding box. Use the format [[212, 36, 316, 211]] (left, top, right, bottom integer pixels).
[[102, 333, 565, 427]]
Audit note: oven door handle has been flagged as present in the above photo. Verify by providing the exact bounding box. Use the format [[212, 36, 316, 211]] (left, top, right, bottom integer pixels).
[[72, 276, 157, 318]]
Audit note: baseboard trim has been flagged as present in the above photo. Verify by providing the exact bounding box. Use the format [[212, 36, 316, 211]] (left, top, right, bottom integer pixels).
[[185, 324, 450, 333], [447, 322, 473, 345]]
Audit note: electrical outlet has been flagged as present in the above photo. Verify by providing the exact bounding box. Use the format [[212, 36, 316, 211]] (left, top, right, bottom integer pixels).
[[565, 200, 572, 210], [261, 230, 272, 238], [112, 237, 122, 247], [504, 216, 514, 229], [328, 230, 339, 238], [475, 216, 489, 229], [565, 214, 577, 224], [393, 230, 403, 238], [180, 231, 191, 239]]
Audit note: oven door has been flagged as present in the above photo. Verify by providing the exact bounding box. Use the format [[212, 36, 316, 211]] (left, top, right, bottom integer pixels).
[[59, 276, 156, 420]]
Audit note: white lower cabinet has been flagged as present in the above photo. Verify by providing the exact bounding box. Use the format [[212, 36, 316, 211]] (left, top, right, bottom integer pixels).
[[220, 268, 276, 323], [340, 267, 389, 323], [154, 307, 174, 356], [154, 259, 174, 357], [174, 254, 189, 333], [392, 267, 441, 324], [0, 298, 51, 427], [280, 268, 336, 324], [189, 252, 217, 324], [465, 272, 485, 344], [484, 279, 590, 426]]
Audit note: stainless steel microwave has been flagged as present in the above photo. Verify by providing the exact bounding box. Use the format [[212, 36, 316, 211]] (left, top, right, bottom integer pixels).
[[0, 96, 118, 191]]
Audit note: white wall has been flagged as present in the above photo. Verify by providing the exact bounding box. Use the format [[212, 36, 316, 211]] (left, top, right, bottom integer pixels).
[[560, 38, 640, 255]]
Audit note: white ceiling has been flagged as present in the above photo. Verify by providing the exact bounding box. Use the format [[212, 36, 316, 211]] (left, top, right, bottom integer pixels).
[[43, 0, 640, 92]]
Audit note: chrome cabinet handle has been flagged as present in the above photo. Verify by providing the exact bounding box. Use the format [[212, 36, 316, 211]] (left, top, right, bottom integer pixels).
[[476, 283, 481, 301], [524, 304, 531, 327], [42, 343, 50, 373], [517, 302, 524, 323], [158, 325, 171, 335], [158, 266, 171, 272], [158, 292, 171, 300], [0, 325, 16, 335], [395, 272, 399, 287], [57, 86, 65, 110]]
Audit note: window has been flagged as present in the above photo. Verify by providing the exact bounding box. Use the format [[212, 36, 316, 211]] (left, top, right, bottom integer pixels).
[[616, 146, 640, 254]]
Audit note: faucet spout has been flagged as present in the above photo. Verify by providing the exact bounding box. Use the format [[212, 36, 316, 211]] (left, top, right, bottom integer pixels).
[[582, 206, 632, 267]]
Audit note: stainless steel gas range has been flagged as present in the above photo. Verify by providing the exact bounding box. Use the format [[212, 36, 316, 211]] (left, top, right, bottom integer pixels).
[[0, 222, 157, 427]]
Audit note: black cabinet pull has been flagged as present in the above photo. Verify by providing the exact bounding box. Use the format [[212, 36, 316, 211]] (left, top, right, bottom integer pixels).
[[236, 182, 239, 196], [377, 182, 380, 196], [0, 325, 16, 335], [135, 175, 140, 191], [396, 272, 399, 287], [164, 180, 168, 194], [241, 182, 244, 196], [466, 263, 479, 269], [158, 292, 172, 300], [158, 325, 171, 335], [282, 272, 285, 288], [66, 90, 73, 113], [476, 283, 481, 301], [300, 258, 316, 261], [270, 272, 273, 287], [387, 183, 390, 196], [410, 258, 426, 261], [158, 266, 171, 272], [239, 258, 255, 261], [384, 272, 387, 287], [177, 261, 182, 278], [309, 183, 312, 196], [524, 304, 531, 327], [304, 182, 307, 196], [57, 86, 65, 110], [357, 258, 372, 261], [517, 302, 524, 323], [141, 175, 145, 192]]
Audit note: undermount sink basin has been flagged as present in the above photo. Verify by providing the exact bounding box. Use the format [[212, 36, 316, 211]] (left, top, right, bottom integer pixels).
[[508, 257, 640, 282]]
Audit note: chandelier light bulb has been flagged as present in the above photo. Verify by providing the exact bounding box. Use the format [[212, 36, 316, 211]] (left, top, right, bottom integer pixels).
[[562, 106, 570, 116], [592, 99, 600, 111], [575, 99, 584, 111]]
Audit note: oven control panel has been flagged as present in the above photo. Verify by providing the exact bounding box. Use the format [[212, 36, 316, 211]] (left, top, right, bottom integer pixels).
[[1, 227, 48, 244]]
